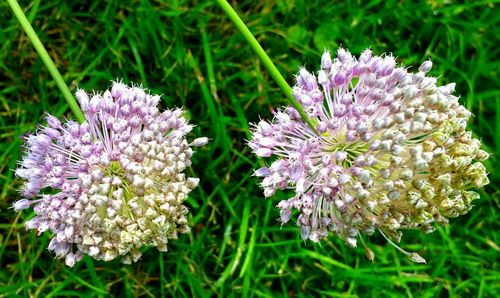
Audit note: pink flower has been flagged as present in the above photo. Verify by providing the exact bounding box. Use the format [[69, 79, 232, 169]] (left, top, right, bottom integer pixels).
[[249, 48, 489, 261], [15, 82, 206, 266]]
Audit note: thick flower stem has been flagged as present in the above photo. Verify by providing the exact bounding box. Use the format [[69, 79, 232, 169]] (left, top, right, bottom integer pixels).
[[216, 0, 316, 132], [7, 0, 85, 123]]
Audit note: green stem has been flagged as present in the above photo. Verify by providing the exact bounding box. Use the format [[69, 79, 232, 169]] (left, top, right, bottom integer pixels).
[[216, 0, 316, 132], [378, 229, 426, 264], [7, 0, 85, 123]]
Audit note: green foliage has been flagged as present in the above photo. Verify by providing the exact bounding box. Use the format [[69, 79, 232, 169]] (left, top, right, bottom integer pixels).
[[0, 0, 498, 297]]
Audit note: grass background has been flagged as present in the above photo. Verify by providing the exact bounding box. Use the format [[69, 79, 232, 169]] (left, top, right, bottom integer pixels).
[[0, 0, 499, 297]]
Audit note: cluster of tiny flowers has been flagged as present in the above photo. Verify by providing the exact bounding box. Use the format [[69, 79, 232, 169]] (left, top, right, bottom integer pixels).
[[249, 48, 489, 261], [14, 82, 207, 266]]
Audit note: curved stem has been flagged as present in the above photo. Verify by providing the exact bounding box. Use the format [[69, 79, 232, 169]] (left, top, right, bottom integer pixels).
[[216, 0, 316, 132], [7, 0, 85, 123], [378, 228, 426, 264]]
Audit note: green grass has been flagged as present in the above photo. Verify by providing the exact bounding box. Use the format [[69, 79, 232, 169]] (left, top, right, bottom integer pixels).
[[0, 0, 499, 297]]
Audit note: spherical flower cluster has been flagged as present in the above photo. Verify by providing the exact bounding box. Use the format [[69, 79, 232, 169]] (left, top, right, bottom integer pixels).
[[249, 48, 489, 261], [14, 82, 207, 266]]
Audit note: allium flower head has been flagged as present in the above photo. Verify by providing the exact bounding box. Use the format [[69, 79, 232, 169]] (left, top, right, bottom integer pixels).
[[249, 48, 489, 261], [14, 82, 207, 266]]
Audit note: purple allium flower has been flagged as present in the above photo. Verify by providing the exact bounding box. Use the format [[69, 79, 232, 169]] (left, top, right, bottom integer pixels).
[[249, 48, 489, 261], [14, 81, 207, 266]]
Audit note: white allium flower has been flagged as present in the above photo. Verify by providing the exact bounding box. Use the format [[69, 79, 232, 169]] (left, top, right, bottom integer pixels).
[[14, 81, 206, 266], [249, 48, 490, 262]]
